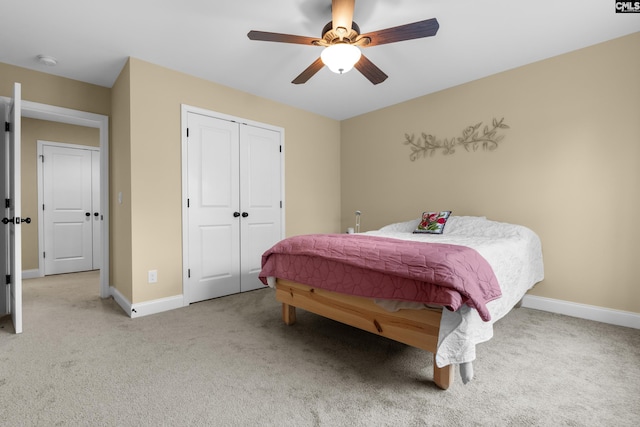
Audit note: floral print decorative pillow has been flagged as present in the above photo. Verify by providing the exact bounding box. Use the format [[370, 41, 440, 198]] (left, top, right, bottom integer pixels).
[[413, 211, 451, 234]]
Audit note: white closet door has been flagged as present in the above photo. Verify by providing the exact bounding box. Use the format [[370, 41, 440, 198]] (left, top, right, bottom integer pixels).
[[239, 125, 282, 292], [43, 145, 93, 274], [187, 113, 241, 302]]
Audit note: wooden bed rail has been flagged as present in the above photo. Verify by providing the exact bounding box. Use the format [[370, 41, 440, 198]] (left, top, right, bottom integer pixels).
[[275, 279, 454, 390]]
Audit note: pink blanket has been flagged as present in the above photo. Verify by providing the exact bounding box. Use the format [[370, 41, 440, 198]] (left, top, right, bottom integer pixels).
[[259, 234, 501, 321]]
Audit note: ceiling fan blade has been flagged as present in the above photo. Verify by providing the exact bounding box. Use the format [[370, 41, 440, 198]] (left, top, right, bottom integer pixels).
[[332, 0, 355, 32], [247, 30, 319, 46], [292, 57, 325, 84], [354, 54, 388, 85], [360, 18, 439, 47]]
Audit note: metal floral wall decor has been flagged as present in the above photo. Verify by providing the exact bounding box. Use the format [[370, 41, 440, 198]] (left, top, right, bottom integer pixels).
[[403, 117, 509, 161]]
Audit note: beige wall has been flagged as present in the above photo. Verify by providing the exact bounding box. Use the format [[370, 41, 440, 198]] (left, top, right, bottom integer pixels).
[[341, 33, 640, 314], [110, 60, 134, 302], [115, 58, 341, 303], [0, 62, 111, 116], [21, 118, 100, 270]]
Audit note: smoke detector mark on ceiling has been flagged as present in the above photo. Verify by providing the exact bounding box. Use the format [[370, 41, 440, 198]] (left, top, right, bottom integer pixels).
[[36, 55, 58, 66]]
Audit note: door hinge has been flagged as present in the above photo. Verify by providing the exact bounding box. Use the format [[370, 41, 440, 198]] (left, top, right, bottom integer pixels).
[[280, 201, 282, 208], [4, 122, 10, 132], [5, 199, 10, 209], [186, 128, 189, 138], [187, 198, 190, 208], [188, 269, 191, 278], [279, 145, 282, 153], [43, 204, 45, 211], [5, 275, 10, 285], [40, 155, 44, 163], [43, 252, 46, 259]]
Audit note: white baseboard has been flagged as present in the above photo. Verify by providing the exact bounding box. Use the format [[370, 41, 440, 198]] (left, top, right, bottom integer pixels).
[[22, 269, 41, 280], [110, 286, 185, 318], [110, 286, 132, 316], [131, 295, 185, 318], [522, 295, 640, 329]]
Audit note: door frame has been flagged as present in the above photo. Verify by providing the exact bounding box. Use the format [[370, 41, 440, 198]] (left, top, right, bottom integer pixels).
[[0, 98, 110, 299], [180, 104, 285, 306], [36, 141, 100, 277]]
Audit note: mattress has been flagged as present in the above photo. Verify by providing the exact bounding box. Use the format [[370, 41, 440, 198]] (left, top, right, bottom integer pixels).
[[364, 216, 545, 367]]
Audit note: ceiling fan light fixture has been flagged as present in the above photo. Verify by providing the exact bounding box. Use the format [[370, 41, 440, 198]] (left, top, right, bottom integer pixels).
[[321, 43, 361, 74]]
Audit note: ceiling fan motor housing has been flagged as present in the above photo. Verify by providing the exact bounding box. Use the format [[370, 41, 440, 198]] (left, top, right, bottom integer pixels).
[[319, 21, 367, 46]]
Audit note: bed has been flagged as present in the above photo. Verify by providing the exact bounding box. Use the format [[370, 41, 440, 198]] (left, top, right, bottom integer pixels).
[[259, 215, 544, 389]]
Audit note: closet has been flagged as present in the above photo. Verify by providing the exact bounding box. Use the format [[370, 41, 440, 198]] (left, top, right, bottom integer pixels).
[[184, 110, 283, 304]]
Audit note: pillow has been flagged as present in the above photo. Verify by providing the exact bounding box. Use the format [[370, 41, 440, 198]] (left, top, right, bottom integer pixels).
[[413, 211, 451, 234]]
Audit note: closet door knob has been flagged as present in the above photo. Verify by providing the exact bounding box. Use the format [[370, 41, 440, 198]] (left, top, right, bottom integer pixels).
[[241, 212, 249, 218], [85, 212, 91, 217], [233, 212, 241, 218], [94, 212, 99, 217]]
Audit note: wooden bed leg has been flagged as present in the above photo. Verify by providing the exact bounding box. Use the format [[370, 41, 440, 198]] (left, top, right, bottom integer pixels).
[[433, 355, 454, 390], [282, 303, 297, 325]]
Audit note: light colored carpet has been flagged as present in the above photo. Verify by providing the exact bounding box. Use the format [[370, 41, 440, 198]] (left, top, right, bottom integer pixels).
[[0, 271, 638, 426]]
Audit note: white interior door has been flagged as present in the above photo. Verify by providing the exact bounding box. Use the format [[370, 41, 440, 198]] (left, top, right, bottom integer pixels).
[[0, 95, 8, 315], [91, 150, 101, 269], [1, 83, 22, 333], [239, 124, 282, 292], [187, 113, 240, 302], [43, 144, 94, 274]]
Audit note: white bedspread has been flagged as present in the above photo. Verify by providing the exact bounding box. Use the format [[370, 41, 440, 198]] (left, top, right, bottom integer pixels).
[[365, 216, 544, 370]]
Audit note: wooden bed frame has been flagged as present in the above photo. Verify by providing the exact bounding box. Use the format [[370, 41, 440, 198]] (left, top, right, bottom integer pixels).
[[275, 279, 454, 390]]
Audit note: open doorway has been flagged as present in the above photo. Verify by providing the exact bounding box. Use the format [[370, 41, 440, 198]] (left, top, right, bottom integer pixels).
[[20, 101, 109, 298]]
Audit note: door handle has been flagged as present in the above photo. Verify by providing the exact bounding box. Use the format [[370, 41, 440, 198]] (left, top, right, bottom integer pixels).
[[233, 212, 241, 218], [2, 217, 31, 225], [85, 212, 91, 217], [241, 212, 249, 218], [94, 212, 99, 217]]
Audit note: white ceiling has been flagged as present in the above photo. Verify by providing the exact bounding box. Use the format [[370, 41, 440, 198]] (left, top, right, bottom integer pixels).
[[1, 0, 638, 120]]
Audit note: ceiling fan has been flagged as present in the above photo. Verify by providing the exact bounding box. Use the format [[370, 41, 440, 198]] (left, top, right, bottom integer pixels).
[[247, 0, 439, 85]]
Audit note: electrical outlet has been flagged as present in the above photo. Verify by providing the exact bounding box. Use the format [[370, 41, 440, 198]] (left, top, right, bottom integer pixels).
[[148, 270, 158, 284]]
